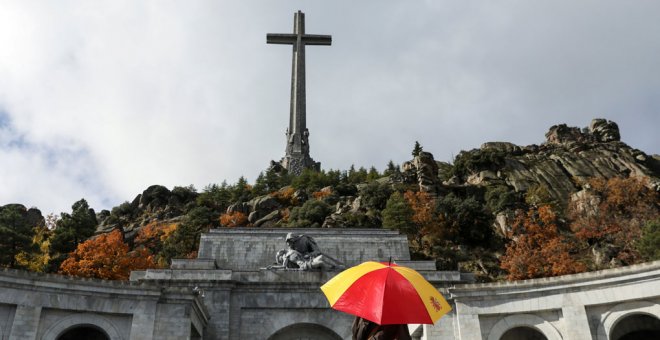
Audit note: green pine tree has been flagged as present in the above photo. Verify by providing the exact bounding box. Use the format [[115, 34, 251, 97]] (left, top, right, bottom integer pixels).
[[0, 205, 36, 268], [412, 141, 423, 157], [638, 219, 660, 261], [48, 199, 98, 271], [382, 192, 414, 232]]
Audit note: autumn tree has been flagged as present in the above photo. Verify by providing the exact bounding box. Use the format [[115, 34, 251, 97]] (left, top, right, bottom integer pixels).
[[402, 190, 437, 252], [219, 211, 248, 227], [160, 207, 216, 262], [500, 205, 586, 281], [134, 221, 178, 260], [568, 176, 659, 267], [15, 222, 51, 272], [60, 229, 157, 280]]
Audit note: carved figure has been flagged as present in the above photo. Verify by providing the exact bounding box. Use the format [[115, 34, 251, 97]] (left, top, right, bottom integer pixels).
[[267, 248, 344, 271], [285, 232, 321, 258], [265, 233, 344, 271]]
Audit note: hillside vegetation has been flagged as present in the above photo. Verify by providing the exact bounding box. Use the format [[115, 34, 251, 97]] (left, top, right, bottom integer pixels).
[[1, 119, 658, 281]]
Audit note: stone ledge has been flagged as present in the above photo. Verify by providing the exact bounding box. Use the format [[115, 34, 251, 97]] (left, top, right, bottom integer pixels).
[[451, 260, 660, 297], [171, 259, 218, 270], [130, 269, 233, 282], [204, 227, 402, 237], [0, 268, 162, 297]]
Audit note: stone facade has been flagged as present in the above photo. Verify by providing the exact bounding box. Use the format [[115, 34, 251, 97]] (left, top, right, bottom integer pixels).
[[449, 261, 660, 340], [0, 228, 659, 339], [0, 268, 208, 340]]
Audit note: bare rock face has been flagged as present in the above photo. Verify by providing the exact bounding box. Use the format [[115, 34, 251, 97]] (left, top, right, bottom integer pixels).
[[0, 204, 45, 230], [322, 196, 359, 228], [402, 151, 440, 192], [228, 194, 285, 226], [414, 151, 439, 192], [569, 187, 601, 217], [453, 119, 659, 208], [589, 118, 620, 142], [545, 124, 590, 145]]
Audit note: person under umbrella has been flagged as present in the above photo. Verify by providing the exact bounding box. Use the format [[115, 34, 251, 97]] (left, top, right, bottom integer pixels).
[[352, 316, 411, 340], [321, 260, 451, 338]]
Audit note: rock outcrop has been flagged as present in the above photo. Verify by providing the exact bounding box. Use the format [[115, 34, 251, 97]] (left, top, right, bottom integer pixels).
[[452, 119, 659, 207], [401, 151, 441, 193], [96, 185, 198, 237]]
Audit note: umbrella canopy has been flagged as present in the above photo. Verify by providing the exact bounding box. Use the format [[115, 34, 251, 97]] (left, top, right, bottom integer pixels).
[[320, 261, 451, 325]]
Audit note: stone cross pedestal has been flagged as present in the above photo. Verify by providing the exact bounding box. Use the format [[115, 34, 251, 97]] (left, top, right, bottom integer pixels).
[[268, 11, 330, 175]]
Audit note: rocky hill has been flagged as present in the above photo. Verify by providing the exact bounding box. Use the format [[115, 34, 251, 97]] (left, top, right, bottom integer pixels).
[[90, 118, 658, 245], [2, 118, 658, 281]]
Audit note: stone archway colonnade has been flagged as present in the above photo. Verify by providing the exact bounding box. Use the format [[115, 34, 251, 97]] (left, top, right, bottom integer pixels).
[[0, 228, 658, 339]]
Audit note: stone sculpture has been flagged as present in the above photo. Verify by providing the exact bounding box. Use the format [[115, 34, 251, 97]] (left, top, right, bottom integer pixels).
[[266, 233, 344, 271], [285, 232, 321, 258], [267, 248, 344, 271]]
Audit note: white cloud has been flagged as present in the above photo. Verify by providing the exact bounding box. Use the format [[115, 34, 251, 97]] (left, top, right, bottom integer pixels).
[[0, 1, 658, 214]]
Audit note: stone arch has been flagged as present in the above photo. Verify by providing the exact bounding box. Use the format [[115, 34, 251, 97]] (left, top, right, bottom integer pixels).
[[56, 325, 109, 340], [267, 322, 343, 340], [41, 313, 124, 340], [597, 300, 660, 340], [487, 314, 562, 340], [500, 326, 548, 340]]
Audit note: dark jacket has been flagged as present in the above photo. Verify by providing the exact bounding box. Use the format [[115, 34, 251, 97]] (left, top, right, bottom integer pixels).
[[352, 317, 412, 340]]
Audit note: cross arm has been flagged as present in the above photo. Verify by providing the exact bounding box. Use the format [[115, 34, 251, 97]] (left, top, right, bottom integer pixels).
[[301, 34, 332, 46], [267, 34, 297, 44]]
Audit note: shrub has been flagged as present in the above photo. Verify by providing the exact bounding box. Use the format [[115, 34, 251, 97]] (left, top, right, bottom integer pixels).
[[288, 200, 332, 227]]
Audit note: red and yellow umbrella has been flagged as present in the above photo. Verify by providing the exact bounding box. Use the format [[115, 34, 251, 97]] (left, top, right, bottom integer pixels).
[[321, 261, 451, 325]]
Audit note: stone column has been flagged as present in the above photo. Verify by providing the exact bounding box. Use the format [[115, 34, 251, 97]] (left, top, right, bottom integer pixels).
[[561, 305, 592, 339], [455, 312, 482, 340], [9, 305, 41, 340], [424, 309, 457, 340], [129, 301, 157, 340]]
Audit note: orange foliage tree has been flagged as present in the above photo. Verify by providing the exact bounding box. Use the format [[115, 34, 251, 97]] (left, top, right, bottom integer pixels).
[[403, 190, 437, 252], [271, 187, 298, 205], [312, 188, 332, 200], [60, 229, 158, 280], [134, 222, 178, 261], [500, 205, 586, 281], [568, 176, 659, 266], [219, 211, 248, 227], [133, 222, 178, 267]]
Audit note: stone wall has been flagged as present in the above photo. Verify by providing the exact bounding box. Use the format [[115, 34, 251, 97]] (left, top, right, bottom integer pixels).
[[1, 228, 659, 339], [197, 228, 411, 270], [448, 260, 660, 340], [0, 268, 207, 340]]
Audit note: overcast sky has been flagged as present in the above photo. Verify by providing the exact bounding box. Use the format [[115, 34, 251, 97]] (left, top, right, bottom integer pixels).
[[1, 1, 659, 215]]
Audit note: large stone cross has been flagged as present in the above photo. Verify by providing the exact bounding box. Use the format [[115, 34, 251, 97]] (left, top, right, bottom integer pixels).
[[267, 11, 331, 175]]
